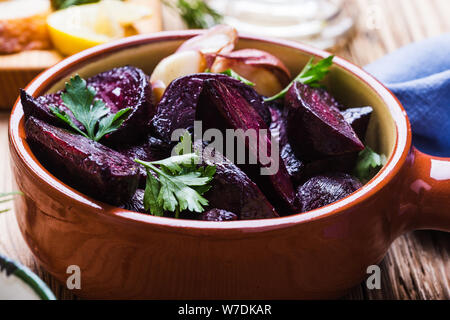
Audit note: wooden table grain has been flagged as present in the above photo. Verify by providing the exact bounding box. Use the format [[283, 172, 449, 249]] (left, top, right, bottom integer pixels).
[[0, 0, 449, 300]]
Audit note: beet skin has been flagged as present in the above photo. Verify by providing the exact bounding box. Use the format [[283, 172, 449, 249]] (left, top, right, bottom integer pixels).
[[269, 106, 304, 184], [285, 83, 364, 159], [21, 66, 154, 146], [121, 189, 146, 213], [341, 106, 373, 141], [25, 117, 139, 205], [195, 141, 278, 220], [197, 79, 297, 212], [296, 173, 362, 212], [116, 135, 171, 186], [151, 73, 271, 143], [201, 209, 238, 221]]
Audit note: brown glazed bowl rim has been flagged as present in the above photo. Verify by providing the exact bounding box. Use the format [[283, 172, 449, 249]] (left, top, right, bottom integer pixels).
[[9, 30, 411, 233]]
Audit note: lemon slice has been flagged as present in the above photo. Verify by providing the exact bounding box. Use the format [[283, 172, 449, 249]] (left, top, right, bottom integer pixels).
[[47, 0, 151, 56]]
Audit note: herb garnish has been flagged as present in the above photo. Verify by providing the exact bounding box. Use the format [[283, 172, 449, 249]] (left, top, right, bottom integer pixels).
[[219, 69, 255, 86], [135, 133, 216, 218], [164, 0, 223, 29], [50, 75, 131, 142], [264, 55, 334, 102], [353, 147, 386, 183]]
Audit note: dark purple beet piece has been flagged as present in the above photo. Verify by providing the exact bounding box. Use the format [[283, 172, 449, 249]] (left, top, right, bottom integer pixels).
[[296, 173, 362, 212], [285, 83, 364, 159], [20, 89, 84, 131], [87, 66, 154, 145], [118, 135, 170, 162], [270, 107, 304, 184], [304, 153, 358, 179], [151, 73, 271, 143], [195, 141, 278, 220], [319, 87, 346, 111], [201, 209, 238, 221], [21, 66, 154, 146], [151, 74, 204, 142], [121, 189, 146, 213], [116, 135, 171, 186], [269, 106, 357, 182], [269, 106, 288, 146], [341, 106, 373, 141], [197, 79, 297, 212], [281, 144, 305, 184], [25, 117, 139, 205]]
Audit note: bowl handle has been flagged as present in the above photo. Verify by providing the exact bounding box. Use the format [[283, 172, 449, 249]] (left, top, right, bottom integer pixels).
[[403, 147, 450, 232]]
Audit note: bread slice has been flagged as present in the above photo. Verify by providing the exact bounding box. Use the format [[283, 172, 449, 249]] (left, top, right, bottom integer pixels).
[[0, 0, 52, 54]]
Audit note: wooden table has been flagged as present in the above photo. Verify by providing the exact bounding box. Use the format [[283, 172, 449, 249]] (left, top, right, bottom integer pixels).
[[0, 0, 449, 300]]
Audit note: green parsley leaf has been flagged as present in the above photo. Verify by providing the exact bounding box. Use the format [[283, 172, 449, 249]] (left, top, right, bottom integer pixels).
[[151, 153, 201, 175], [353, 147, 386, 183], [264, 55, 334, 102], [135, 133, 216, 217], [205, 68, 254, 86], [143, 171, 163, 216], [50, 75, 131, 142], [164, 0, 223, 29], [219, 69, 255, 86]]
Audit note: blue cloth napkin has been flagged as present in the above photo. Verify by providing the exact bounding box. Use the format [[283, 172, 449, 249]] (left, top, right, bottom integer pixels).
[[365, 34, 450, 157]]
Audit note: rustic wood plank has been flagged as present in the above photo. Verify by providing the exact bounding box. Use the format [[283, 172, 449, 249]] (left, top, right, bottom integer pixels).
[[0, 0, 448, 300], [339, 0, 450, 300]]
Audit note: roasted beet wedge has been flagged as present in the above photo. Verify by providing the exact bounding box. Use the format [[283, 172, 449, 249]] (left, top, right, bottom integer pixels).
[[270, 106, 358, 182], [151, 73, 271, 143], [25, 117, 140, 205], [319, 87, 346, 111], [121, 189, 146, 213], [21, 66, 154, 146], [197, 80, 297, 212], [341, 106, 373, 141], [195, 141, 278, 220], [201, 209, 238, 221], [296, 173, 362, 212], [269, 106, 288, 146], [270, 107, 304, 184], [303, 153, 358, 180], [21, 89, 84, 131], [281, 144, 305, 184], [285, 83, 364, 159], [87, 66, 154, 145], [116, 135, 171, 186]]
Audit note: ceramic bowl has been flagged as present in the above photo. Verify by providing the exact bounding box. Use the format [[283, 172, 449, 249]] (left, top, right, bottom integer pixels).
[[9, 31, 450, 299]]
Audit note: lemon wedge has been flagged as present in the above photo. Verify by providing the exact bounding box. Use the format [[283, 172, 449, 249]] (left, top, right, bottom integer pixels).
[[47, 0, 151, 56]]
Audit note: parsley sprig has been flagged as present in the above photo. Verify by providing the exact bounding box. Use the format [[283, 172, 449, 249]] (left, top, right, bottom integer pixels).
[[135, 133, 216, 218], [219, 69, 255, 86], [353, 147, 386, 183], [50, 75, 131, 142], [264, 55, 334, 102]]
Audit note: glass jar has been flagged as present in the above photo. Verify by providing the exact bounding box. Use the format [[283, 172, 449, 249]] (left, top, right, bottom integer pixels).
[[207, 0, 354, 49]]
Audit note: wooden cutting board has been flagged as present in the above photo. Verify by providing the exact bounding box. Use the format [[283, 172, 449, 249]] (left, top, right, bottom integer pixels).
[[0, 0, 163, 109]]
